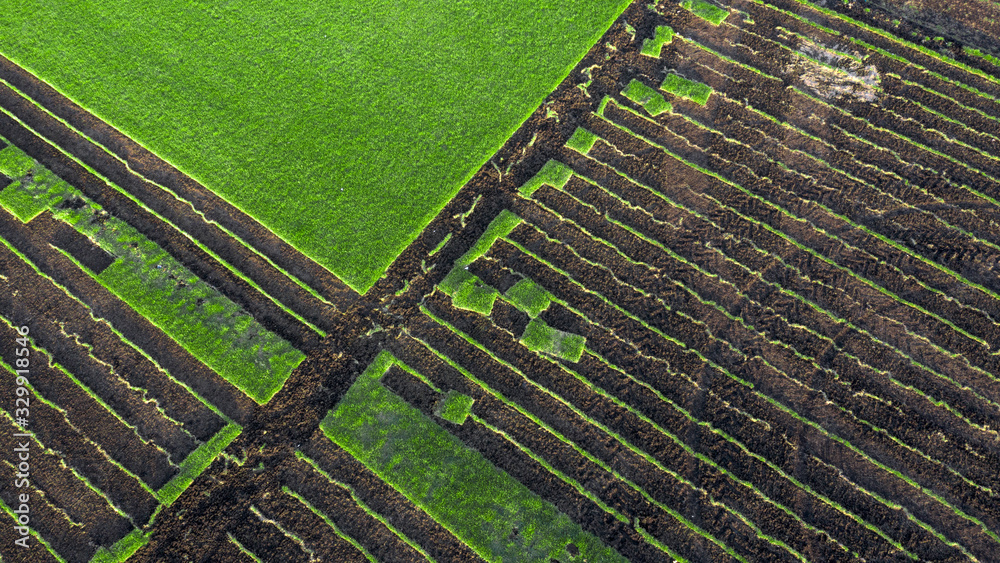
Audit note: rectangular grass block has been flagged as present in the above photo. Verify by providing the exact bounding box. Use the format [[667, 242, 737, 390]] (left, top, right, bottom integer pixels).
[[436, 390, 475, 425], [321, 351, 625, 562], [451, 274, 500, 316], [621, 79, 672, 116], [681, 0, 729, 25], [565, 127, 599, 155], [521, 318, 586, 362], [519, 160, 574, 197], [640, 25, 674, 57], [661, 73, 713, 105], [504, 278, 552, 318], [98, 256, 305, 404]]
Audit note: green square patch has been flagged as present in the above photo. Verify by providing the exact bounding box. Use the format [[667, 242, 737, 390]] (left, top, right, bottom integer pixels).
[[436, 390, 475, 425], [452, 275, 500, 316], [565, 127, 599, 155], [505, 278, 552, 318], [0, 145, 34, 179]]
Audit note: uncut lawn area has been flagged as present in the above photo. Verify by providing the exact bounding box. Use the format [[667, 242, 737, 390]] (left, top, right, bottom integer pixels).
[[0, 0, 631, 292]]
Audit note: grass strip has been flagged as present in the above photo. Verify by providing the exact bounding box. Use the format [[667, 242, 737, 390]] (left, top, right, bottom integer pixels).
[[660, 73, 713, 105], [88, 529, 149, 563], [155, 422, 241, 506]]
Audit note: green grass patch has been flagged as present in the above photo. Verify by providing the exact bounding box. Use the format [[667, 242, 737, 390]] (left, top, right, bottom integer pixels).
[[519, 160, 573, 197], [565, 127, 599, 154], [97, 257, 303, 404], [520, 318, 586, 362], [661, 73, 713, 105], [0, 0, 633, 293], [450, 274, 500, 316], [640, 25, 675, 57], [156, 422, 241, 506], [0, 179, 47, 222], [0, 144, 35, 178], [681, 0, 729, 25], [504, 278, 552, 317], [89, 529, 150, 563], [435, 389, 475, 425], [621, 79, 672, 116], [322, 350, 624, 562]]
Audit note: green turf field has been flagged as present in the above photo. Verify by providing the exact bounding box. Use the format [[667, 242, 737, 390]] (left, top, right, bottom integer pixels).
[[0, 0, 631, 293]]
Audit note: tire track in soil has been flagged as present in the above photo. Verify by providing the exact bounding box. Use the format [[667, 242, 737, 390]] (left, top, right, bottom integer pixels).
[[0, 456, 96, 563], [0, 512, 61, 563], [281, 457, 429, 563], [0, 294, 200, 464], [592, 102, 1000, 397], [540, 154, 1000, 489], [0, 413, 134, 547], [227, 508, 311, 563], [253, 491, 371, 563], [506, 198, 1000, 546]]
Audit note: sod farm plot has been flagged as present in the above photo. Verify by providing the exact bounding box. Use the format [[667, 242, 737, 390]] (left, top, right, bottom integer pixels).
[[4, 0, 1000, 560], [0, 0, 632, 293]]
